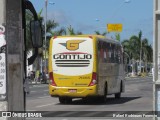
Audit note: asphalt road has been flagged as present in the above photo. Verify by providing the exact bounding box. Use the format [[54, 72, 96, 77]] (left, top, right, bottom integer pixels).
[[26, 77, 154, 120]]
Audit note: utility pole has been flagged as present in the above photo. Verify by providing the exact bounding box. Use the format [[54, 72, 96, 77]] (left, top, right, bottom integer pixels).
[[44, 0, 48, 73], [0, 0, 25, 120], [154, 0, 160, 119], [6, 0, 25, 115]]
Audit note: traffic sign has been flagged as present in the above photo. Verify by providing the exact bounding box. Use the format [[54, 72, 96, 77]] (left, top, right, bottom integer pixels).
[[107, 24, 123, 32]]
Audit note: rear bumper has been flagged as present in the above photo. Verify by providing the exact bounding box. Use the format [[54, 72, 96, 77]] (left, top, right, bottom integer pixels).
[[49, 84, 97, 98]]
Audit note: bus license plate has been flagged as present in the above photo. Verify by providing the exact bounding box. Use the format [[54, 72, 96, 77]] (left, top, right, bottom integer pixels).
[[68, 89, 77, 93]]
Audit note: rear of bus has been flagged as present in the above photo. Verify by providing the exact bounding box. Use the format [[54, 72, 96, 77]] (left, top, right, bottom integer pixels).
[[48, 36, 97, 99]]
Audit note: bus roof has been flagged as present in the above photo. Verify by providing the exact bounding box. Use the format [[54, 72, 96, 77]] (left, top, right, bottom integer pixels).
[[51, 34, 121, 45], [51, 34, 105, 39]]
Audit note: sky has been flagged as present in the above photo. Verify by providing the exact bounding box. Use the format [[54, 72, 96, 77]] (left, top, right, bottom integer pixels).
[[30, 0, 153, 45]]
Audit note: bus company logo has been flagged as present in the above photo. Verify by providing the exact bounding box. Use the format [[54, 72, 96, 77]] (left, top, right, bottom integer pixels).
[[53, 52, 92, 67], [59, 40, 85, 51]]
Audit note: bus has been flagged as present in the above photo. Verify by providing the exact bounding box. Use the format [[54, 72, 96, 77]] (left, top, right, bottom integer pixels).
[[48, 35, 125, 103]]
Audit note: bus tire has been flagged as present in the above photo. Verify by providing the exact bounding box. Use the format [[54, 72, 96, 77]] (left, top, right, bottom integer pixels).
[[59, 97, 72, 104], [115, 92, 121, 99], [100, 83, 107, 103], [115, 81, 122, 99], [59, 97, 66, 104]]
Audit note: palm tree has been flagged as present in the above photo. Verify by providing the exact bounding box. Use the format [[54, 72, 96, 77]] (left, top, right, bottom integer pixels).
[[25, 10, 34, 52], [115, 33, 120, 41], [37, 9, 43, 22], [67, 25, 75, 35], [66, 25, 83, 35], [122, 30, 153, 76], [130, 31, 153, 73], [141, 39, 153, 72], [49, 27, 66, 36], [121, 39, 135, 75], [122, 31, 142, 76], [94, 31, 108, 36], [129, 31, 142, 60]]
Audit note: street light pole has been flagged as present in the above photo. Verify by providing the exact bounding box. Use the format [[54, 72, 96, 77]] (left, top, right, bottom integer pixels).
[[44, 0, 55, 73], [44, 0, 48, 73], [139, 35, 143, 73], [140, 39, 142, 73]]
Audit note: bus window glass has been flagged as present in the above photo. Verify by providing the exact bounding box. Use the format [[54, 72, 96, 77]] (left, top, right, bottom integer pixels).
[[103, 42, 107, 63], [108, 43, 112, 63], [111, 44, 115, 63]]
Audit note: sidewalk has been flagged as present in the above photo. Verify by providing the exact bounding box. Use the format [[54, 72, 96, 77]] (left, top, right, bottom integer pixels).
[[29, 80, 49, 85], [30, 81, 41, 85], [125, 75, 153, 79]]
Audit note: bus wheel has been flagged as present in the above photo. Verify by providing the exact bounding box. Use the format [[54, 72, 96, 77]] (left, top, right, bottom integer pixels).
[[59, 97, 66, 104], [100, 84, 107, 103], [66, 98, 72, 103], [115, 93, 121, 99], [59, 97, 72, 104], [115, 82, 122, 99]]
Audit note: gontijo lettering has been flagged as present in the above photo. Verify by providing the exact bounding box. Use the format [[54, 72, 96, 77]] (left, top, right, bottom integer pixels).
[[53, 52, 92, 59]]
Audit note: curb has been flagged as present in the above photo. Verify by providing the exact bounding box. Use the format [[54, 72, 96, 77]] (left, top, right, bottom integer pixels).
[[125, 76, 153, 79]]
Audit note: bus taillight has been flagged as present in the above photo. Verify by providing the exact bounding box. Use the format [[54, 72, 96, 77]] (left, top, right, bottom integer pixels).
[[89, 72, 97, 86], [49, 72, 57, 86]]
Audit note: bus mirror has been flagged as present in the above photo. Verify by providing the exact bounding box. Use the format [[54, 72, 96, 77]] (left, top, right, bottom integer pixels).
[[30, 20, 43, 48]]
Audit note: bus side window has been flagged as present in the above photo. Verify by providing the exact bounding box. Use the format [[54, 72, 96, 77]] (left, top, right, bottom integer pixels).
[[117, 46, 121, 64], [122, 47, 125, 64], [98, 41, 103, 63], [105, 43, 109, 63], [98, 41, 100, 59], [109, 43, 112, 63], [100, 42, 104, 62], [103, 43, 107, 63], [114, 45, 117, 63], [111, 44, 115, 63], [120, 46, 123, 64]]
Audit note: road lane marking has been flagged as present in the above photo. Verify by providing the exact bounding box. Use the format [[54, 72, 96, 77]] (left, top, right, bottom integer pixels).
[[29, 89, 48, 93], [35, 103, 55, 108], [37, 96, 50, 99], [31, 91, 37, 93], [43, 90, 48, 92], [27, 96, 51, 101]]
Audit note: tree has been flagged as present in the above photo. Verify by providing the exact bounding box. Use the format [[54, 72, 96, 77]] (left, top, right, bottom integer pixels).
[[25, 10, 34, 52], [122, 31, 142, 76], [122, 30, 153, 76], [141, 39, 153, 72], [49, 27, 66, 36], [121, 39, 135, 75], [94, 31, 108, 36], [115, 33, 120, 41], [65, 25, 83, 35], [129, 30, 143, 60], [130, 30, 153, 73], [67, 25, 75, 35]]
